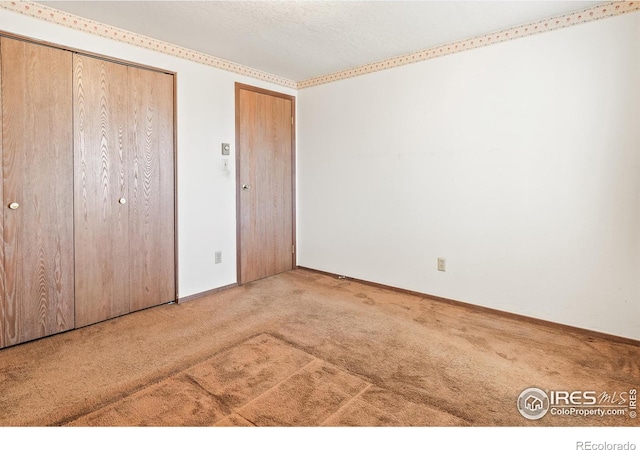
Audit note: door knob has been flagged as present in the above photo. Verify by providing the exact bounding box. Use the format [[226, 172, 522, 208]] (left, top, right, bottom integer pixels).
[[242, 184, 250, 190], [8, 202, 19, 210], [119, 198, 127, 205]]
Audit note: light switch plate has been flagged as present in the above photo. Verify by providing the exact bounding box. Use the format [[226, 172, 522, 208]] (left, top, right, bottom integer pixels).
[[221, 143, 230, 155]]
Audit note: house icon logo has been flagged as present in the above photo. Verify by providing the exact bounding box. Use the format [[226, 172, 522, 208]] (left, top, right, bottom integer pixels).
[[517, 387, 550, 420], [526, 395, 544, 411]]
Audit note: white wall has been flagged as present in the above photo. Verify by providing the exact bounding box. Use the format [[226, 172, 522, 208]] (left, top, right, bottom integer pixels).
[[0, 9, 295, 298], [298, 13, 640, 340], [2, 8, 638, 340]]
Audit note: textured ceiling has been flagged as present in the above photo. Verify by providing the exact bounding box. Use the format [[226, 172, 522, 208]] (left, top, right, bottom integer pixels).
[[39, 1, 608, 81]]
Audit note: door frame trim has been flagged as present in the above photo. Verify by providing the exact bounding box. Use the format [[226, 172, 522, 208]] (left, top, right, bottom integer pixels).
[[234, 82, 296, 285]]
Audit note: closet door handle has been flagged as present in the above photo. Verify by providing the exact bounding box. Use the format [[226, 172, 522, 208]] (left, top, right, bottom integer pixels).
[[119, 198, 127, 205], [8, 202, 19, 210], [242, 184, 250, 190]]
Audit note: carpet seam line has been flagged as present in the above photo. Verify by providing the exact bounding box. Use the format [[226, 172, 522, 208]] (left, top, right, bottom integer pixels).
[[234, 358, 319, 418], [319, 383, 373, 426]]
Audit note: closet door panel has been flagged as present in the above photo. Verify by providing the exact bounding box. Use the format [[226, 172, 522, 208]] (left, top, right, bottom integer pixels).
[[0, 38, 4, 347], [74, 54, 130, 327], [128, 68, 175, 311], [0, 38, 74, 347]]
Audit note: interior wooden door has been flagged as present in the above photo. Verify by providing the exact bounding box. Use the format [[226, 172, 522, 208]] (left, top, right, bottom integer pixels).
[[0, 38, 75, 347], [128, 67, 175, 312], [236, 84, 295, 284], [74, 54, 131, 327]]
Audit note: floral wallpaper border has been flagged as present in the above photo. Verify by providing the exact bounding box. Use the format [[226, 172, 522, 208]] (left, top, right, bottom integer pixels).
[[298, 1, 640, 89], [0, 1, 297, 89], [1, 1, 638, 90]]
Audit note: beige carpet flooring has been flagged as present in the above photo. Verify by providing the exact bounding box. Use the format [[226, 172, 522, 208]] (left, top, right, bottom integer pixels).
[[0, 268, 638, 426]]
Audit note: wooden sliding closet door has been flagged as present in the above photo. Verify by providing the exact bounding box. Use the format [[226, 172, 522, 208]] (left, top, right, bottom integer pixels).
[[74, 54, 175, 327], [74, 54, 130, 327], [128, 67, 175, 312], [0, 38, 74, 347]]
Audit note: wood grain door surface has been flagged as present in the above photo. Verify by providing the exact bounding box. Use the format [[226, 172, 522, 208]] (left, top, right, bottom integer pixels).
[[237, 85, 295, 284], [74, 54, 175, 327], [74, 54, 131, 328], [128, 67, 175, 312], [0, 38, 75, 347], [0, 37, 175, 347]]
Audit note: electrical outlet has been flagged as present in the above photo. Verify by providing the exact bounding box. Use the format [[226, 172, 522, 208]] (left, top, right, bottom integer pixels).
[[437, 257, 446, 272], [215, 251, 222, 264]]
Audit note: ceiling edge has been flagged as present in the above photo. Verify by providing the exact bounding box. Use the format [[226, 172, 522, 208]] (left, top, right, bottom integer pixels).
[[298, 1, 639, 89], [1, 1, 637, 91], [0, 1, 298, 89]]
